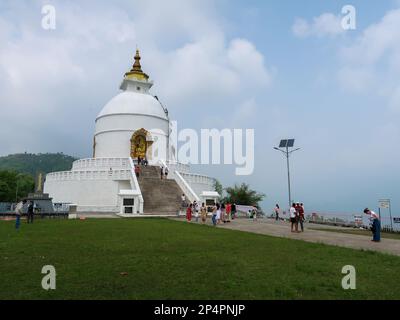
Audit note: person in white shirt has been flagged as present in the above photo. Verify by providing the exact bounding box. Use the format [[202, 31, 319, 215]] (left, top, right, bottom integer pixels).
[[289, 203, 299, 233], [364, 208, 381, 242], [15, 199, 26, 230]]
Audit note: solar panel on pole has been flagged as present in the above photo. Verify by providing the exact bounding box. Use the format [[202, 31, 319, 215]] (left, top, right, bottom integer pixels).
[[279, 140, 288, 148], [287, 139, 295, 147]]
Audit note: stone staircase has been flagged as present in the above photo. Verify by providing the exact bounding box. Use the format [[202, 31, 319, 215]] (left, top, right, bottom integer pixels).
[[137, 165, 183, 215]]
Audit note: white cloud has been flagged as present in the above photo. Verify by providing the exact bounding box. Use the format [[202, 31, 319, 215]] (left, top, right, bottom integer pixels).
[[0, 0, 273, 156], [337, 9, 400, 112], [292, 13, 345, 38]]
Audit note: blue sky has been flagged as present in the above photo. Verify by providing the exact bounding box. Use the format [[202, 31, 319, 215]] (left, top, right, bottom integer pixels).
[[0, 0, 399, 217]]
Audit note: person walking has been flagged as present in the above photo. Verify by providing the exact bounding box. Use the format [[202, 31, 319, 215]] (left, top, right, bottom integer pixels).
[[290, 203, 298, 233], [186, 203, 193, 222], [134, 165, 141, 178], [15, 199, 26, 230], [274, 204, 280, 221], [164, 167, 169, 179], [200, 203, 207, 224], [364, 208, 381, 242], [160, 166, 164, 180], [27, 201, 34, 224]]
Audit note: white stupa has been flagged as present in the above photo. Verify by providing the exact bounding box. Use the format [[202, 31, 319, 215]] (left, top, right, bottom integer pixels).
[[44, 50, 219, 216]]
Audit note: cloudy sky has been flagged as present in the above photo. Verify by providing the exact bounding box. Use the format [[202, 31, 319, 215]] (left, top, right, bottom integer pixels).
[[1, 0, 399, 216]]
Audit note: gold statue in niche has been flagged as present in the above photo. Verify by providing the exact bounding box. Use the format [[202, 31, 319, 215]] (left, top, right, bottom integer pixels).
[[131, 129, 148, 159]]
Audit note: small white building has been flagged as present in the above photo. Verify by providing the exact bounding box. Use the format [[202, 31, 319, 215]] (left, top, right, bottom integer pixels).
[[44, 50, 219, 216]]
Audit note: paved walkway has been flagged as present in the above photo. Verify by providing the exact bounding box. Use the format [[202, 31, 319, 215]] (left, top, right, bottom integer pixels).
[[179, 218, 400, 257]]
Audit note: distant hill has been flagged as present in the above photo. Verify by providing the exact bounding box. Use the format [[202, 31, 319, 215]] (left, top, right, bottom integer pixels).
[[0, 153, 77, 176]]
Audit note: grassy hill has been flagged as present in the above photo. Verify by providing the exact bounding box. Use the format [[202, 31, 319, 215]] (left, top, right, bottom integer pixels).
[[0, 153, 77, 176]]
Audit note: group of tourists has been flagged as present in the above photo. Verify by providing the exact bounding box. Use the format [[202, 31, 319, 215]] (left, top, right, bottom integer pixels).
[[137, 156, 148, 166], [134, 157, 148, 178], [14, 199, 35, 230], [160, 166, 169, 180], [289, 202, 305, 233], [182, 195, 237, 227]]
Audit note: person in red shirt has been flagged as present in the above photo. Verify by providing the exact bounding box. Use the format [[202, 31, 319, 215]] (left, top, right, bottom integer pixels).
[[297, 203, 305, 232], [134, 165, 140, 178]]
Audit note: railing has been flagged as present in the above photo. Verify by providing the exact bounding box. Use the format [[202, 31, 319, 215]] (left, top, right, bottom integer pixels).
[[180, 172, 215, 188], [174, 171, 200, 203], [72, 158, 130, 171], [46, 169, 132, 181], [166, 160, 190, 173], [128, 157, 144, 213]]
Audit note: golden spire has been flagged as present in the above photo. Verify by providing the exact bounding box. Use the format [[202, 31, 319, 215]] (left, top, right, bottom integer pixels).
[[125, 49, 149, 81]]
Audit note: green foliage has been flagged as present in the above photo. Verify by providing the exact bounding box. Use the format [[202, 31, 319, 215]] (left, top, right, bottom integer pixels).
[[0, 170, 34, 202], [224, 183, 265, 208], [213, 179, 224, 197], [0, 153, 77, 176]]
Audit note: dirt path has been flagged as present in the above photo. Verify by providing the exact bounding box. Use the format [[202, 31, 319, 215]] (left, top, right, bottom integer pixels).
[[180, 218, 400, 256]]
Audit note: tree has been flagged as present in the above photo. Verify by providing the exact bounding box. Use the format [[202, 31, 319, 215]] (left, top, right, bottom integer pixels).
[[224, 183, 265, 208], [214, 179, 224, 197], [0, 170, 34, 202]]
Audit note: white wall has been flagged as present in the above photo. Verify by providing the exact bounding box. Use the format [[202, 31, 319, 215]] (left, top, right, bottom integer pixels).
[[44, 179, 120, 212], [94, 114, 169, 161]]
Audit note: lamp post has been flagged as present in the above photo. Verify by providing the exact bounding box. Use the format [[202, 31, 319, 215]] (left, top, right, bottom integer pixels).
[[274, 139, 300, 209], [15, 173, 23, 202]]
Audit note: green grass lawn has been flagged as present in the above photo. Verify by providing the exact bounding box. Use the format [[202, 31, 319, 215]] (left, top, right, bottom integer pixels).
[[1, 218, 399, 300], [309, 227, 400, 240]]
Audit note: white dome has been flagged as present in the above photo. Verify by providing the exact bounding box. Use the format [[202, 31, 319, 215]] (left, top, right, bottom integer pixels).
[[97, 91, 167, 121]]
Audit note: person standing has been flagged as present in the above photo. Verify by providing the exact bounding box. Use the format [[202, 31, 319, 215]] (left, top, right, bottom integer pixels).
[[15, 199, 26, 230], [215, 203, 221, 225], [252, 207, 258, 221], [27, 201, 34, 224], [160, 166, 164, 180], [364, 208, 381, 242], [193, 201, 199, 223], [212, 204, 218, 226], [296, 203, 305, 232], [274, 204, 280, 221], [226, 203, 231, 222], [186, 203, 193, 222], [200, 203, 207, 224], [290, 203, 298, 233], [221, 203, 226, 223], [231, 203, 237, 220], [164, 167, 169, 179]]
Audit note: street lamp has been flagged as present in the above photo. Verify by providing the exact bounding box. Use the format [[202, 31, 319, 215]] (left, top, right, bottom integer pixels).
[[274, 139, 300, 209], [15, 173, 23, 202]]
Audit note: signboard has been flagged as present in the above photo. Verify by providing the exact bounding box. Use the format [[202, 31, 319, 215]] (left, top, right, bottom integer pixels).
[[354, 215, 363, 226], [394, 218, 400, 224], [379, 199, 390, 209]]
